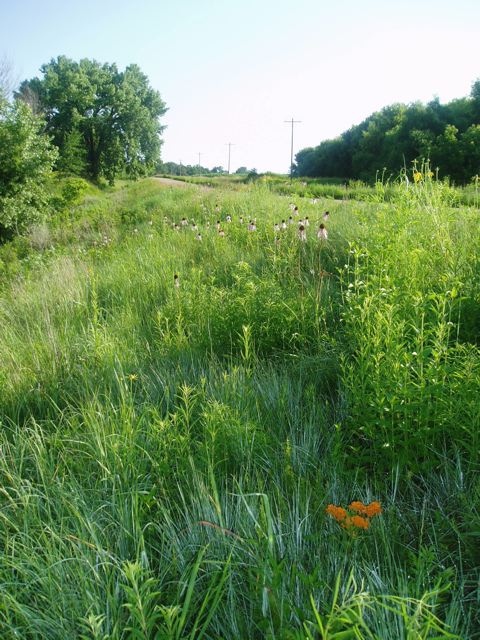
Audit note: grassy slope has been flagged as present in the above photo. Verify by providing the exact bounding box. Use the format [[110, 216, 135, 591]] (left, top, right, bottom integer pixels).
[[0, 177, 479, 638]]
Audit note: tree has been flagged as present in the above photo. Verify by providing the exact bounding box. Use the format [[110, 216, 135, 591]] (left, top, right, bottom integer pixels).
[[0, 100, 57, 242], [0, 55, 17, 101], [294, 77, 480, 182], [17, 56, 167, 184]]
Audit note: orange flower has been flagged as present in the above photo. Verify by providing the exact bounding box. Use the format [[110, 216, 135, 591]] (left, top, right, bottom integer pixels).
[[326, 505, 347, 521], [349, 501, 368, 515], [351, 515, 370, 530], [365, 501, 382, 517]]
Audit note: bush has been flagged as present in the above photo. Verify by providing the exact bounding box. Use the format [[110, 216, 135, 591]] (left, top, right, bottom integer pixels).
[[0, 100, 57, 243]]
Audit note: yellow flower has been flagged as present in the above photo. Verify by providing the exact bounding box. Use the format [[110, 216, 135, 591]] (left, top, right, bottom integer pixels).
[[127, 373, 138, 381]]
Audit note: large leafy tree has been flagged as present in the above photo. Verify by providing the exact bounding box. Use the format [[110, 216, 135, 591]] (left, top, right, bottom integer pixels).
[[0, 99, 57, 242], [17, 57, 167, 183], [295, 77, 480, 182]]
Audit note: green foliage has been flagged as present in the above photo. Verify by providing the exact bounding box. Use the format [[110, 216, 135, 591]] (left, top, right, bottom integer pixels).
[[17, 56, 167, 184], [0, 178, 479, 638], [0, 99, 57, 242], [295, 79, 480, 183]]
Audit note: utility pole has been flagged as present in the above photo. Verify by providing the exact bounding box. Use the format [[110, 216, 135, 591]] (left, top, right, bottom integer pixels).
[[198, 152, 202, 167], [284, 117, 301, 180], [225, 142, 234, 174]]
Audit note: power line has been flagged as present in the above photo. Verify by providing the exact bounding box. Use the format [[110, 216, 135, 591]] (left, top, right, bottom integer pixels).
[[225, 142, 235, 174], [284, 118, 301, 180]]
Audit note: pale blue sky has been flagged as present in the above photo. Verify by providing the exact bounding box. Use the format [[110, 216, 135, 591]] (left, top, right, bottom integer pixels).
[[2, 0, 479, 172]]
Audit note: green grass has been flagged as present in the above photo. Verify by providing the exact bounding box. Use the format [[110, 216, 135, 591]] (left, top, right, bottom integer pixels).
[[0, 176, 479, 638]]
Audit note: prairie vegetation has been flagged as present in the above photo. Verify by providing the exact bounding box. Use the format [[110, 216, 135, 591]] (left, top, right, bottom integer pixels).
[[0, 175, 479, 638]]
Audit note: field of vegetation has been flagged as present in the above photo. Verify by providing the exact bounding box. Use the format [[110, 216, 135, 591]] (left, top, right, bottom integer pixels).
[[1, 175, 479, 638]]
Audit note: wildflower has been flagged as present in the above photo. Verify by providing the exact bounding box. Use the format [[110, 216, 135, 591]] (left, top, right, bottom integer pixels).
[[289, 202, 296, 211], [349, 501, 367, 514], [288, 216, 294, 224], [191, 222, 198, 231], [351, 515, 369, 530], [304, 216, 310, 226], [364, 501, 382, 517], [281, 220, 287, 230], [181, 217, 188, 226], [413, 171, 422, 183], [298, 224, 307, 241], [326, 504, 347, 521], [239, 216, 244, 224], [174, 274, 180, 288], [127, 373, 138, 381], [248, 221, 256, 231], [274, 223, 280, 232], [317, 224, 328, 240], [218, 229, 225, 237], [216, 220, 221, 230], [226, 214, 232, 222], [149, 220, 153, 226], [195, 233, 202, 241], [293, 206, 299, 216], [323, 211, 330, 221]]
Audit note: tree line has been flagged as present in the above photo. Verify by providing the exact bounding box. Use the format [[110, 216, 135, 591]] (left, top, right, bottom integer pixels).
[[294, 80, 480, 183], [1, 56, 166, 242]]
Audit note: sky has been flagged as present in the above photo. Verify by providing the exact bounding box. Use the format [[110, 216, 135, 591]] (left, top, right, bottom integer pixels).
[[1, 0, 480, 173]]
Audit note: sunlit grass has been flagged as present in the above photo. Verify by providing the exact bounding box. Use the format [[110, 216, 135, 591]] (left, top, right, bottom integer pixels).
[[0, 177, 479, 638]]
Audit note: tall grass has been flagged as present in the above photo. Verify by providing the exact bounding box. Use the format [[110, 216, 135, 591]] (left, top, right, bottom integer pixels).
[[0, 177, 479, 638]]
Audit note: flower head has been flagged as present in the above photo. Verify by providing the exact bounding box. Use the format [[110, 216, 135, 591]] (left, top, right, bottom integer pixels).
[[351, 515, 369, 530]]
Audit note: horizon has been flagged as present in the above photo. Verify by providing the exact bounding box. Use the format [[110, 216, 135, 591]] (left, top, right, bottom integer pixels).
[[2, 0, 479, 173]]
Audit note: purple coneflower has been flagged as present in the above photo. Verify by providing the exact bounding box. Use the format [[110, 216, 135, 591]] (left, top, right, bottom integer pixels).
[[317, 223, 328, 240]]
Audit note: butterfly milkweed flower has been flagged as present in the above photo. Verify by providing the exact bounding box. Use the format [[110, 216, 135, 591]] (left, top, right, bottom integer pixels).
[[326, 501, 382, 532], [349, 501, 368, 515], [365, 501, 382, 517], [326, 504, 347, 522], [351, 516, 369, 530]]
